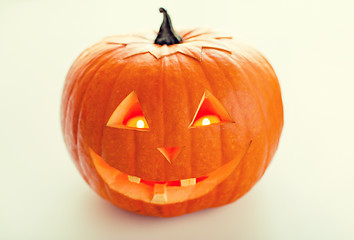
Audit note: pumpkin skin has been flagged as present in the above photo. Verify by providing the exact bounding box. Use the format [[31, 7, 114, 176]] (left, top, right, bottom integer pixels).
[[61, 27, 283, 217]]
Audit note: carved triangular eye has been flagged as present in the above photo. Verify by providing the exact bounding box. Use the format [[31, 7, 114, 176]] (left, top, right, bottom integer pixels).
[[189, 90, 233, 128], [106, 91, 149, 131]]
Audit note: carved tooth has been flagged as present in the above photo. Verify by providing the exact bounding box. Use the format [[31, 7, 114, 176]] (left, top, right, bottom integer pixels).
[[128, 175, 141, 184], [151, 183, 168, 204], [151, 193, 168, 204], [180, 178, 196, 187], [180, 179, 189, 186], [189, 178, 196, 185]]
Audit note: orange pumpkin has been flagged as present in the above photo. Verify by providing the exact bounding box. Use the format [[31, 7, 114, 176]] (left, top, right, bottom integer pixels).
[[61, 8, 283, 217]]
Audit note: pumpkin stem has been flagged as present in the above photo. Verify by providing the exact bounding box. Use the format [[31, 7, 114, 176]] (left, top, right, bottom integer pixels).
[[154, 8, 182, 45]]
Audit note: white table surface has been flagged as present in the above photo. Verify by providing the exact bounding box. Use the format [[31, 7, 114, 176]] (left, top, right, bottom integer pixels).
[[1, 0, 353, 239]]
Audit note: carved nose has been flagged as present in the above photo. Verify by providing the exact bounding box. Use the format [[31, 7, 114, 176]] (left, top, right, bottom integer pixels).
[[157, 147, 183, 164]]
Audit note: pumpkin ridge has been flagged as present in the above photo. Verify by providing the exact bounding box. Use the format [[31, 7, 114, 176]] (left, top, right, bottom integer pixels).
[[226, 141, 254, 203], [243, 61, 275, 173], [232, 55, 274, 173], [201, 52, 235, 168], [207, 51, 245, 168], [64, 46, 117, 134], [174, 54, 193, 178], [161, 57, 167, 181], [189, 57, 211, 177], [65, 47, 121, 174], [63, 43, 121, 105], [222, 55, 271, 201], [78, 55, 130, 180], [98, 60, 139, 176], [204, 50, 269, 202], [62, 45, 119, 135], [82, 58, 131, 173], [197, 53, 224, 168], [227, 50, 270, 137], [246, 51, 283, 157]]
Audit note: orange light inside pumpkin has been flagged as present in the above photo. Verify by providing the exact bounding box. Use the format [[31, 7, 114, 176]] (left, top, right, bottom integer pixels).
[[189, 90, 232, 128], [125, 116, 149, 129], [192, 115, 221, 127], [107, 91, 150, 131]]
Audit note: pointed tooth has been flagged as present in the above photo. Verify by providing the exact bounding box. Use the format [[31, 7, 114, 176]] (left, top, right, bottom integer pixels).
[[151, 183, 167, 204], [180, 178, 196, 187], [128, 175, 141, 184]]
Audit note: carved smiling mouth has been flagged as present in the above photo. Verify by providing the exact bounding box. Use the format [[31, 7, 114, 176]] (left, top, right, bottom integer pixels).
[[89, 141, 251, 205]]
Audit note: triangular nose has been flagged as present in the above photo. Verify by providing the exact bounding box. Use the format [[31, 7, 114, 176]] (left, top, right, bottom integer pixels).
[[157, 147, 183, 164]]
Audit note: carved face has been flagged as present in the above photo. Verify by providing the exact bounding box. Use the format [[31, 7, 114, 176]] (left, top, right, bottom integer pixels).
[[89, 89, 252, 205], [61, 29, 283, 217]]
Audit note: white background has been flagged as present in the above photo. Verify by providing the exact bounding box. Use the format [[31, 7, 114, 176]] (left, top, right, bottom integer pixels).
[[1, 0, 353, 239]]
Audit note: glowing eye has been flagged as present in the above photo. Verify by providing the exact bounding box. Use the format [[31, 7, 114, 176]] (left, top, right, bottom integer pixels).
[[188, 90, 233, 128], [193, 115, 221, 127], [125, 116, 149, 129], [106, 91, 150, 131]]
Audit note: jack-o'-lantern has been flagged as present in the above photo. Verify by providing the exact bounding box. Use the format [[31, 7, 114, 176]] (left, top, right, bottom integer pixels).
[[61, 8, 283, 217]]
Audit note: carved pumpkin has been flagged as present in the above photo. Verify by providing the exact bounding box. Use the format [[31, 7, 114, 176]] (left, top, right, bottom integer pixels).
[[61, 8, 283, 217]]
